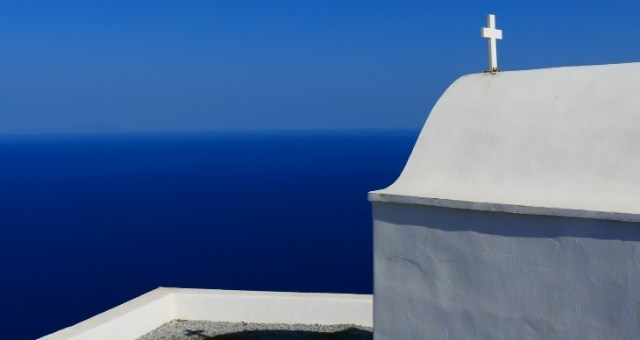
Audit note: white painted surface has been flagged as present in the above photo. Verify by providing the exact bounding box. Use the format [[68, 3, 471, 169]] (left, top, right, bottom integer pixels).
[[174, 289, 372, 326], [40, 288, 174, 340], [41, 288, 372, 340], [481, 14, 502, 72], [369, 62, 640, 339], [373, 202, 640, 339], [370, 62, 640, 222]]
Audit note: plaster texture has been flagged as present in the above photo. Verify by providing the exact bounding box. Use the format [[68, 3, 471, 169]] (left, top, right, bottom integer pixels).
[[373, 203, 640, 339], [369, 62, 640, 339], [370, 62, 640, 222]]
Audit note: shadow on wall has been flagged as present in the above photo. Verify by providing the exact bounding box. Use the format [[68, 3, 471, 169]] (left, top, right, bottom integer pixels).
[[373, 202, 640, 241]]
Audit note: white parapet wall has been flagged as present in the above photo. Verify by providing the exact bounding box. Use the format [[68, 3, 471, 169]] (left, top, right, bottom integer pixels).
[[369, 62, 640, 339], [41, 288, 372, 340]]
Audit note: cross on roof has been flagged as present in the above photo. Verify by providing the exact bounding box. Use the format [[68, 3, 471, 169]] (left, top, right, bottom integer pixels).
[[481, 14, 502, 73]]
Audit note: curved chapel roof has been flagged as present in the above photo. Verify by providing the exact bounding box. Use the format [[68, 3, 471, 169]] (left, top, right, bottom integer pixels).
[[370, 62, 640, 222]]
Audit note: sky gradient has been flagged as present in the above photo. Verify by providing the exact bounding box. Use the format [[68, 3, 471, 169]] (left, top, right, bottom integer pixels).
[[1, 1, 639, 134]]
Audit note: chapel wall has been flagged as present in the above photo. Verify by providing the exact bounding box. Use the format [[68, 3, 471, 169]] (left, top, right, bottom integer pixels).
[[373, 202, 640, 339]]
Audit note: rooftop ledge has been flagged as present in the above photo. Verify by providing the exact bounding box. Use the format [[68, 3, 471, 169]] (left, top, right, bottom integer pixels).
[[41, 288, 372, 340], [368, 192, 640, 223]]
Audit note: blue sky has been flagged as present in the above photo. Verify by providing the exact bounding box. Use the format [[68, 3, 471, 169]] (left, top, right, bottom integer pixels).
[[0, 1, 638, 134]]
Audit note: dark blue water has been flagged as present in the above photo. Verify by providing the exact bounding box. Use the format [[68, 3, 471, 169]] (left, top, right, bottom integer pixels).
[[0, 131, 416, 339]]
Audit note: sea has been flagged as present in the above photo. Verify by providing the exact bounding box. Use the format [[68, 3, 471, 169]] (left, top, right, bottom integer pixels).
[[0, 130, 417, 339]]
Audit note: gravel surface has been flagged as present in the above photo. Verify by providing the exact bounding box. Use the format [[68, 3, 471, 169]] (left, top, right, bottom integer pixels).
[[137, 320, 372, 339]]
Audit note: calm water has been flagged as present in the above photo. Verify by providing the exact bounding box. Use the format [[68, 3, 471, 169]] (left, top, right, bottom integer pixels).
[[0, 130, 416, 339]]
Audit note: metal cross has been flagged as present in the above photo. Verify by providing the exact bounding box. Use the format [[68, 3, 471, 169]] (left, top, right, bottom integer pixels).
[[481, 14, 502, 72]]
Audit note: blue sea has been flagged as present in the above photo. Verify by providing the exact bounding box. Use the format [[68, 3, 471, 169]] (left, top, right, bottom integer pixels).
[[0, 130, 416, 339]]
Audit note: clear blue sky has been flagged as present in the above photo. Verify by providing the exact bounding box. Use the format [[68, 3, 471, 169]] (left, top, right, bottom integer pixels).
[[1, 1, 638, 134]]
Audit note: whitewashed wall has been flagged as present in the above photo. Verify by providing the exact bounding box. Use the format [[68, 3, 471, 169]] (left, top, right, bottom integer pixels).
[[373, 202, 640, 339], [370, 62, 640, 339]]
